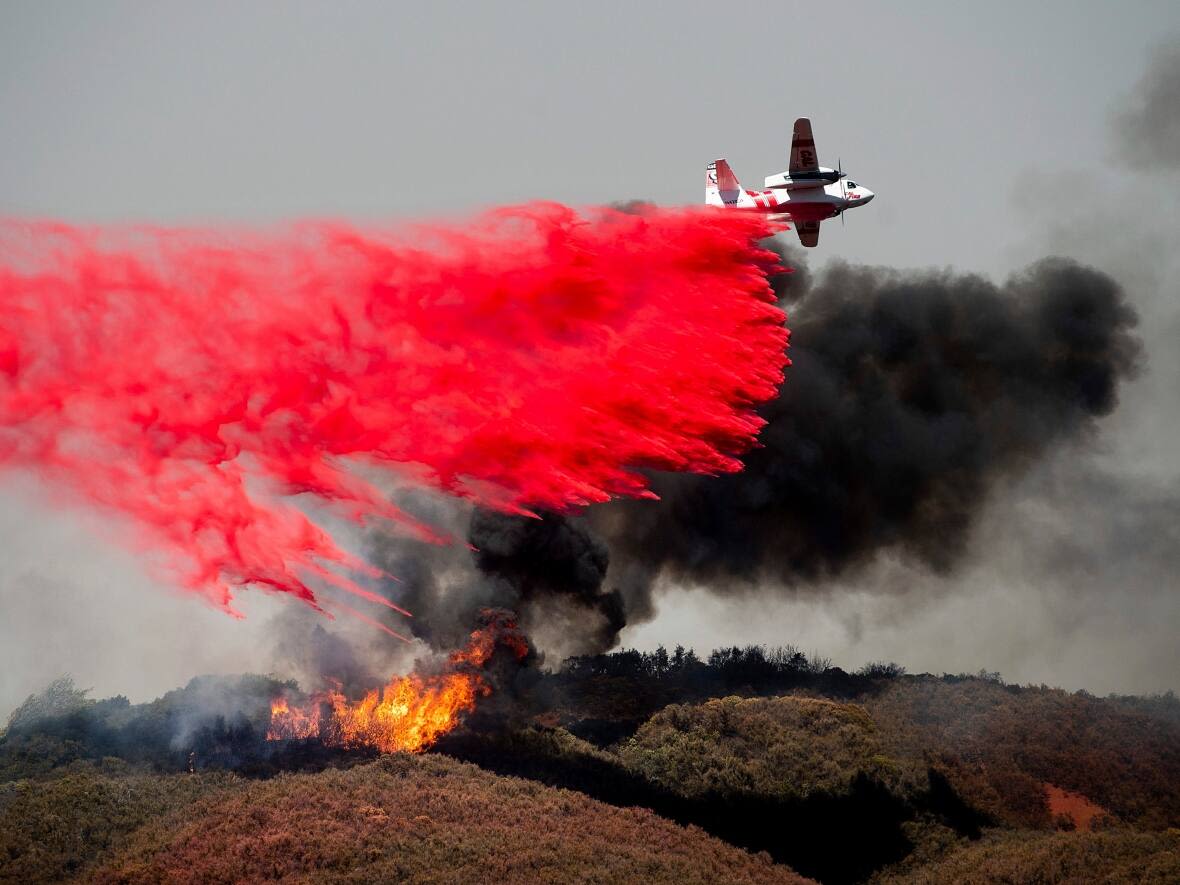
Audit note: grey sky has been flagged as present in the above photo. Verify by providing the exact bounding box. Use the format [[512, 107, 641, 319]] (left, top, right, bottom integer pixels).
[[2, 2, 1179, 714], [1, 1, 1173, 269]]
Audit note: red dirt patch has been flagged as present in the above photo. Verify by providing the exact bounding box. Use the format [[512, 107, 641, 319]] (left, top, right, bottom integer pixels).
[[1045, 783, 1110, 831]]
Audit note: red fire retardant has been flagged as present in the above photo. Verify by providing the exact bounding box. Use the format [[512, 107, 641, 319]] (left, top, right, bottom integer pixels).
[[0, 204, 788, 616]]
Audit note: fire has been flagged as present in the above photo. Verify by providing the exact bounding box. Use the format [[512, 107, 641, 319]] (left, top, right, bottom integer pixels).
[[266, 697, 318, 741], [267, 611, 527, 753], [325, 673, 482, 754], [448, 618, 529, 668]]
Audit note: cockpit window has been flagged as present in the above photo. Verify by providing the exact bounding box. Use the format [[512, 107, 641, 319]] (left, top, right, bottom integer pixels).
[[847, 181, 857, 189]]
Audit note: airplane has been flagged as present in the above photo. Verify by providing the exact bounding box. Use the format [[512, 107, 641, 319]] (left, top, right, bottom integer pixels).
[[705, 118, 874, 247]]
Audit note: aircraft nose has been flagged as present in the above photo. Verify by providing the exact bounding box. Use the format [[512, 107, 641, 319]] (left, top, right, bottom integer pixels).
[[861, 188, 874, 204]]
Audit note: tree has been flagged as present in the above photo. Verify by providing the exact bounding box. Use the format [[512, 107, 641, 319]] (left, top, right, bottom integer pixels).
[[6, 677, 91, 732], [858, 662, 906, 679], [652, 646, 669, 678]]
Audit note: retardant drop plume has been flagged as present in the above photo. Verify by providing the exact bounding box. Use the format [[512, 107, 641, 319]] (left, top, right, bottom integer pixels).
[[0, 205, 787, 619]]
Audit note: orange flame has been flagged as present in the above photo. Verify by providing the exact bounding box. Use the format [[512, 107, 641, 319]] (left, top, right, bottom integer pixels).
[[267, 612, 527, 753], [267, 697, 319, 740]]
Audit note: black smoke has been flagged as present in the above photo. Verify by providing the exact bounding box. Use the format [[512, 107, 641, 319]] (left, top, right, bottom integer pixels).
[[365, 243, 1140, 657], [587, 245, 1141, 615], [365, 494, 626, 656], [468, 509, 625, 653]]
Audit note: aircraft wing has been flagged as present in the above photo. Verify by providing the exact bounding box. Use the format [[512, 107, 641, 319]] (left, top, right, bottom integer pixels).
[[789, 117, 820, 175], [795, 220, 821, 248]]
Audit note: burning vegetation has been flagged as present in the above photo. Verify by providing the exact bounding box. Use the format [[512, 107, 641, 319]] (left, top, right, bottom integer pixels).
[[267, 610, 529, 753], [4, 653, 1180, 885]]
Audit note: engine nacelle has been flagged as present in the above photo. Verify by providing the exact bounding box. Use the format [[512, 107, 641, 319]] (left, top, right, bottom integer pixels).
[[763, 167, 845, 189]]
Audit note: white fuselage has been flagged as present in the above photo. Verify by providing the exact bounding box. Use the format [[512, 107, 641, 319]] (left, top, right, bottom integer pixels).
[[710, 170, 874, 223], [705, 119, 874, 246]]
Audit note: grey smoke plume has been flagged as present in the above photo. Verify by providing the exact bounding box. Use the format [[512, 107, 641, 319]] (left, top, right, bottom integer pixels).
[[587, 247, 1141, 619], [1114, 39, 1180, 171], [269, 618, 379, 698]]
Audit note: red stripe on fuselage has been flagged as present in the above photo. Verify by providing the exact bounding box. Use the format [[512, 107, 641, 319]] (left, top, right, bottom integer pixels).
[[729, 192, 839, 221]]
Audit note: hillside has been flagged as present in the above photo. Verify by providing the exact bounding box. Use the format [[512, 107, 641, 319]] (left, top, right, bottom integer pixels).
[[863, 677, 1180, 830], [0, 756, 810, 885], [3, 653, 1179, 884], [549, 649, 1180, 832], [873, 829, 1180, 884], [0, 766, 234, 883]]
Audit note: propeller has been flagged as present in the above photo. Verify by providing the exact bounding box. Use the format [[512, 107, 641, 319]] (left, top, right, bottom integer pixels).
[[839, 157, 847, 228], [840, 159, 849, 228]]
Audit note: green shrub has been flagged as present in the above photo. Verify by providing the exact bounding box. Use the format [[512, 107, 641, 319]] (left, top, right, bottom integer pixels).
[[618, 695, 918, 801]]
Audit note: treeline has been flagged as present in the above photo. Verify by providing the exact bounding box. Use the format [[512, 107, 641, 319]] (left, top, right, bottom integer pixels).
[[557, 643, 905, 694], [561, 643, 835, 682], [0, 674, 358, 780], [543, 644, 907, 740]]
